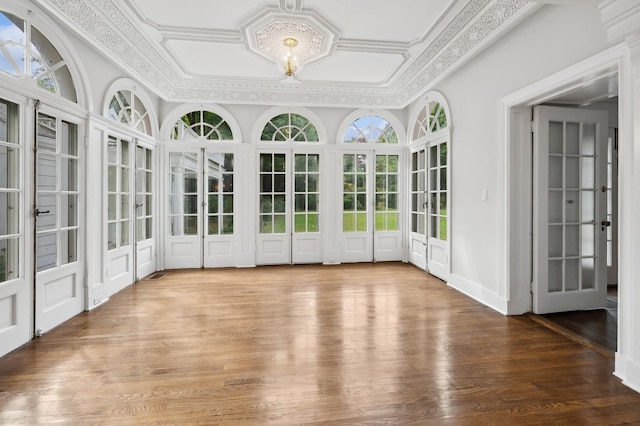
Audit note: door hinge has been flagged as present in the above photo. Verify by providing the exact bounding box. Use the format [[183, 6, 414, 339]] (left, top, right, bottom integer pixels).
[[530, 121, 535, 133]]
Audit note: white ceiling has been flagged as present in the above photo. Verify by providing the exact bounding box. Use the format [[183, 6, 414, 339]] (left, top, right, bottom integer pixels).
[[37, 0, 542, 108]]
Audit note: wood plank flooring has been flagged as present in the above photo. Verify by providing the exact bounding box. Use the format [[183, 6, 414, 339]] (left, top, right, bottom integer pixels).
[[1, 263, 639, 424]]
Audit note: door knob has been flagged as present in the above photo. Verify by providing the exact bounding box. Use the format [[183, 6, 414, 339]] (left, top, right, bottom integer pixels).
[[35, 208, 50, 216], [601, 220, 611, 227]]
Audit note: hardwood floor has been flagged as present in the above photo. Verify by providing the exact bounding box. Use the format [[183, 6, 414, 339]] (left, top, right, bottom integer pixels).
[[1, 263, 639, 424]]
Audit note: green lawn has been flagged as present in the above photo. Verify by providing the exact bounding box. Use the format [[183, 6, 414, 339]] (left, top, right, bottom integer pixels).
[[343, 212, 399, 232]]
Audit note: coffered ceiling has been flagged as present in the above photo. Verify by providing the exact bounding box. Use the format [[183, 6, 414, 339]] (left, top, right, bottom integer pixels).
[[35, 0, 541, 108]]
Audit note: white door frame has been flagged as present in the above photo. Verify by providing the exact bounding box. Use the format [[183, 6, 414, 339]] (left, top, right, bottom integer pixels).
[[499, 44, 628, 315], [499, 44, 630, 376]]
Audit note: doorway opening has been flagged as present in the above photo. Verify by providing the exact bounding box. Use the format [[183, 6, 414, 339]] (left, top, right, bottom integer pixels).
[[502, 54, 621, 356], [531, 97, 618, 357]]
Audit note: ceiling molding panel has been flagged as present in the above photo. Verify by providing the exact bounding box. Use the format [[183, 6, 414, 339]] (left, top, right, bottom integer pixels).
[[34, 0, 541, 108]]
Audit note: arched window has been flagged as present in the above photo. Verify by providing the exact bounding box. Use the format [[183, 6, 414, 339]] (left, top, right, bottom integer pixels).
[[0, 10, 76, 101], [412, 100, 448, 140], [343, 115, 398, 144], [260, 113, 319, 142], [107, 89, 152, 136], [171, 109, 234, 141]]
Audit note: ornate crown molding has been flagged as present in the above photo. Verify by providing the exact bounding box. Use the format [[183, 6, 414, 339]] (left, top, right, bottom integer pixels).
[[35, 0, 537, 108]]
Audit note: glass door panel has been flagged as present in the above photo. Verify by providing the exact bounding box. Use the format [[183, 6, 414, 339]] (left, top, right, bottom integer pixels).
[[425, 139, 449, 280], [292, 152, 322, 264], [34, 110, 83, 335], [409, 147, 427, 269], [165, 150, 202, 269], [257, 152, 290, 265], [533, 105, 607, 314], [203, 151, 236, 267], [0, 97, 28, 357], [342, 153, 368, 233], [135, 144, 155, 278]]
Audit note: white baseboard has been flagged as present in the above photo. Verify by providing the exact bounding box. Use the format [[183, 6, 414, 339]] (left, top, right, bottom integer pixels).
[[615, 353, 640, 393], [448, 274, 509, 315]]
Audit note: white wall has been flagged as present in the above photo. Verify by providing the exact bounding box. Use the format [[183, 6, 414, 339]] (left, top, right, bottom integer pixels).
[[420, 3, 609, 304]]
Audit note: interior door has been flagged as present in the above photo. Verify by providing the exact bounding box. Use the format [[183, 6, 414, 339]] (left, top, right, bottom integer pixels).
[[533, 105, 608, 314], [409, 146, 427, 269], [34, 109, 84, 335], [165, 149, 202, 269]]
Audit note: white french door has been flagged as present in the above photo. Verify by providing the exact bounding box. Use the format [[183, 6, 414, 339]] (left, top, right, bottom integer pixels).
[[135, 143, 155, 278], [34, 107, 84, 335], [256, 150, 322, 265], [425, 137, 449, 280], [106, 135, 134, 292], [533, 105, 608, 314], [408, 140, 449, 280], [107, 137, 156, 286], [203, 150, 235, 267], [409, 146, 427, 269], [340, 150, 403, 263], [165, 147, 236, 269], [165, 149, 201, 269], [0, 96, 29, 357]]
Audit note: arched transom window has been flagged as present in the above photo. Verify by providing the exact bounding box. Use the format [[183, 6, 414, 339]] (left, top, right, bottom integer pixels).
[[171, 110, 234, 141], [0, 10, 76, 101], [260, 113, 319, 142], [108, 89, 152, 136], [412, 100, 448, 140], [343, 115, 398, 144]]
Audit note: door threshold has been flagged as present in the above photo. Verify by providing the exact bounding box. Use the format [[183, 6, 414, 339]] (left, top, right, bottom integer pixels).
[[527, 313, 614, 360]]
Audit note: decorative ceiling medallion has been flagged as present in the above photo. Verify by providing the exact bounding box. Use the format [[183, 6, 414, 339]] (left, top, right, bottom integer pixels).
[[242, 6, 338, 65]]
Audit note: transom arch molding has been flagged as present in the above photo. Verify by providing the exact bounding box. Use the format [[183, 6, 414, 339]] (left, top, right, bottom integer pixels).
[[0, 0, 90, 109], [103, 78, 159, 138], [336, 109, 407, 145], [160, 103, 242, 142], [408, 90, 452, 143], [252, 106, 327, 143]]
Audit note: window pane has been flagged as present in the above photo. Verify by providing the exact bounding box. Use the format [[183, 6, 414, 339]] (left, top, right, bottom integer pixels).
[[208, 215, 219, 235], [308, 214, 319, 232], [121, 220, 130, 246], [184, 216, 198, 235], [0, 193, 19, 235], [209, 195, 219, 214], [36, 232, 56, 272], [0, 237, 19, 282], [60, 194, 77, 227], [222, 195, 233, 214], [0, 12, 26, 76], [274, 215, 286, 233], [222, 216, 233, 234]]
